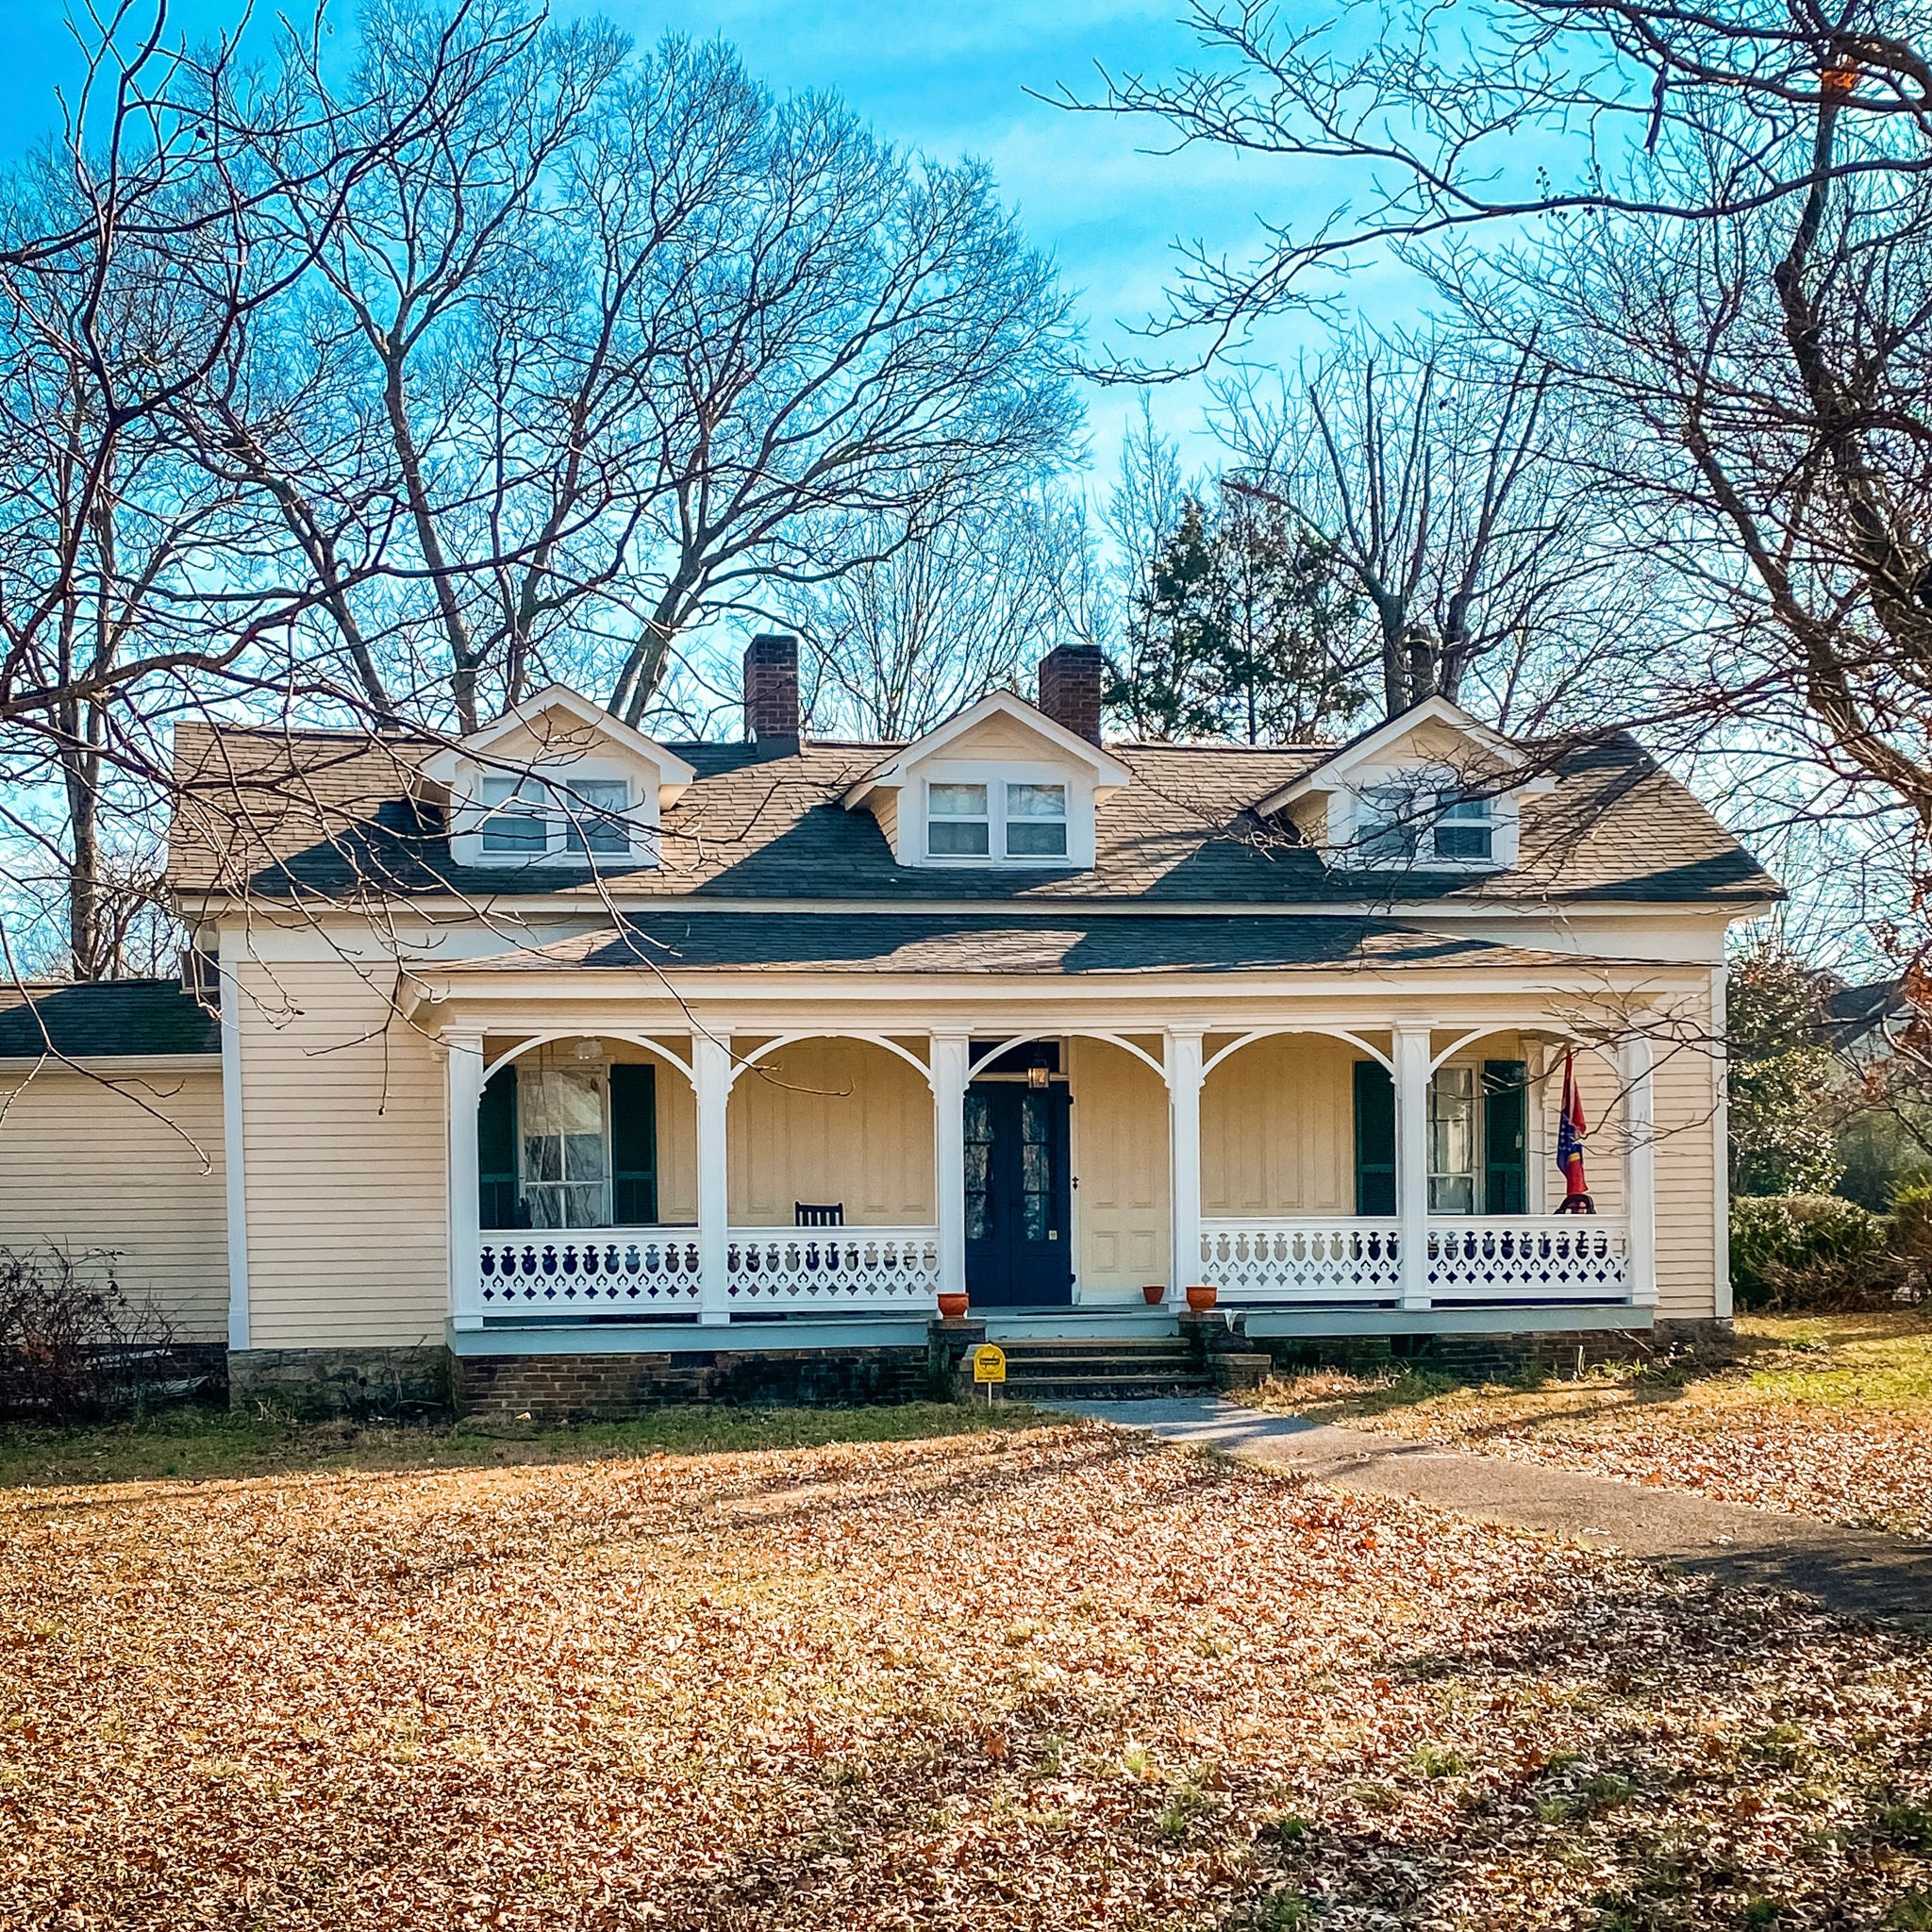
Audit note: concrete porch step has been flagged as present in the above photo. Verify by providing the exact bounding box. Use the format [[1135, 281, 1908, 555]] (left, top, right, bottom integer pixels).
[[1001, 1372, 1218, 1401]]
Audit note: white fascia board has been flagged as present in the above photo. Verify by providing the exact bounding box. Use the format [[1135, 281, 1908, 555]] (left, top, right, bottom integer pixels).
[[417, 683, 697, 793], [841, 691, 1133, 807], [1256, 696, 1543, 815]]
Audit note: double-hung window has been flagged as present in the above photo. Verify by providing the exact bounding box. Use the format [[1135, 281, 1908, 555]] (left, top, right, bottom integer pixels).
[[1432, 791, 1492, 861], [1357, 784, 1420, 861], [518, 1067, 608, 1228], [925, 779, 1069, 861], [477, 770, 632, 858], [1427, 1065, 1478, 1213], [479, 774, 550, 853]]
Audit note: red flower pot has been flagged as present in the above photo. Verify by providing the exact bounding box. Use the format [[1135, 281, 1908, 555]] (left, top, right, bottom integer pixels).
[[937, 1291, 971, 1321], [1141, 1284, 1166, 1307], [1185, 1283, 1218, 1313]]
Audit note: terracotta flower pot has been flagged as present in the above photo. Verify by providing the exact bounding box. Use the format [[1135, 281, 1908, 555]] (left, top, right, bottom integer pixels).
[[1141, 1284, 1166, 1307], [1185, 1283, 1218, 1313], [937, 1291, 971, 1321]]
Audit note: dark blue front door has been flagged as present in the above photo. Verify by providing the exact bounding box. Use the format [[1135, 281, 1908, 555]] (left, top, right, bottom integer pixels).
[[964, 1082, 1073, 1307]]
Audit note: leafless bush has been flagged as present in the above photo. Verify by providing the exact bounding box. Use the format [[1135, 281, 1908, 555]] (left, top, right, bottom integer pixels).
[[0, 1247, 179, 1421]]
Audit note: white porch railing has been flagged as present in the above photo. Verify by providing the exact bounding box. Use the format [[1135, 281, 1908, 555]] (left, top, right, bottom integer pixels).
[[726, 1225, 941, 1312], [1200, 1215, 1631, 1305], [1425, 1217, 1630, 1301], [1200, 1218, 1403, 1302], [476, 1228, 702, 1315]]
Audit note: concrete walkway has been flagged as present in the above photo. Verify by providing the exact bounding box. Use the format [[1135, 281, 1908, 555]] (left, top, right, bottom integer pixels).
[[1056, 1396, 1932, 1625]]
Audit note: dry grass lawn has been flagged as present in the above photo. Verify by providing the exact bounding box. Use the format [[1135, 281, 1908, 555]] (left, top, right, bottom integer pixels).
[[1245, 1313, 1932, 1544], [1, 1405, 1930, 1930]]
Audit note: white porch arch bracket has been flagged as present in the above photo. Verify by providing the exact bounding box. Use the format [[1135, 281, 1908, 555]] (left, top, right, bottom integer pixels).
[[1201, 1024, 1393, 1081], [729, 1030, 937, 1091], [967, 1029, 1166, 1084], [482, 1029, 697, 1089]]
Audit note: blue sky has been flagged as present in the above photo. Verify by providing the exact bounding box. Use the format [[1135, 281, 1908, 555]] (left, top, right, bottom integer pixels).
[[0, 0, 1382, 486]]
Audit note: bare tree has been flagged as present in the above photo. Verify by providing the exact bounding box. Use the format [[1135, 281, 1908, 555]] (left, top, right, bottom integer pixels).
[[1058, 0, 1932, 830], [794, 485, 1094, 740], [215, 6, 1080, 733]]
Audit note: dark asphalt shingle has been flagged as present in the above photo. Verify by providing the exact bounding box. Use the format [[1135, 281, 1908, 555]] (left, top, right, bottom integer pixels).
[[0, 979, 220, 1058]]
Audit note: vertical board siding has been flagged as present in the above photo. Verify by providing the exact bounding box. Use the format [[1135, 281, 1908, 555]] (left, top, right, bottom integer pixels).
[[240, 963, 447, 1348], [0, 1065, 227, 1341], [1202, 1034, 1353, 1215], [728, 1039, 934, 1224], [1067, 1038, 1169, 1292]]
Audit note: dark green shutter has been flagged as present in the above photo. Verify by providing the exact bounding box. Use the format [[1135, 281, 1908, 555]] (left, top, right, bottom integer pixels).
[[1354, 1060, 1396, 1215], [609, 1061, 658, 1224], [478, 1063, 519, 1228], [1483, 1059, 1528, 1213]]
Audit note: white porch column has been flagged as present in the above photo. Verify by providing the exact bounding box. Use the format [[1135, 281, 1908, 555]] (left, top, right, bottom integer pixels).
[[1165, 1028, 1205, 1302], [693, 1033, 732, 1324], [1392, 1022, 1432, 1310], [444, 1029, 486, 1333], [930, 1032, 971, 1301], [1620, 1028, 1658, 1307]]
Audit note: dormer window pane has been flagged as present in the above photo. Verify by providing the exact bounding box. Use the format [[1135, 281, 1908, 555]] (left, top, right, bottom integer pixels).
[[1433, 793, 1493, 861], [928, 783, 991, 856], [563, 778, 630, 855], [1005, 783, 1067, 858], [1357, 786, 1419, 860], [479, 774, 549, 853]]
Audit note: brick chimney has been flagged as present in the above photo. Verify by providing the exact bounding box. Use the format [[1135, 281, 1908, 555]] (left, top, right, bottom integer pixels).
[[742, 633, 800, 749], [1037, 643, 1105, 744]]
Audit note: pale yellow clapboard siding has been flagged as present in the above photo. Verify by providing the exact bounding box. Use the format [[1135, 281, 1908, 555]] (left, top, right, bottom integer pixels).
[[0, 1064, 226, 1341], [1067, 1038, 1169, 1293], [1653, 1020, 1720, 1321], [935, 712, 1068, 760], [239, 962, 447, 1348], [1202, 1033, 1355, 1216], [728, 1038, 934, 1224]]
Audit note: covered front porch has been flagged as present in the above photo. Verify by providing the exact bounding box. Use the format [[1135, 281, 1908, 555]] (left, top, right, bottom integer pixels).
[[436, 1004, 1659, 1343]]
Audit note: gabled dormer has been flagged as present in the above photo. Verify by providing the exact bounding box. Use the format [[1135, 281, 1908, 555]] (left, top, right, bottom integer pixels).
[[417, 684, 696, 871], [1257, 696, 1555, 874], [842, 689, 1132, 872]]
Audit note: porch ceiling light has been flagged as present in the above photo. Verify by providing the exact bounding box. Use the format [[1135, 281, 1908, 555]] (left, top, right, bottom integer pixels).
[[573, 1038, 604, 1062]]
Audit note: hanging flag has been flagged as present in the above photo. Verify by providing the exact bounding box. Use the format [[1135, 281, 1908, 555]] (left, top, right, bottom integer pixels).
[[1556, 1049, 1590, 1199]]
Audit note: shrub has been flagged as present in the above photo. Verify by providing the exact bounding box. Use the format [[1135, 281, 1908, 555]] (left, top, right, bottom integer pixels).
[[1728, 1195, 1891, 1310], [1887, 1179, 1932, 1305], [0, 1247, 179, 1421]]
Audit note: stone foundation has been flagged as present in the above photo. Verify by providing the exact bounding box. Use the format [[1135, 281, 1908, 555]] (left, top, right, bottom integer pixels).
[[228, 1345, 454, 1420], [455, 1344, 933, 1422], [1248, 1318, 1734, 1385]]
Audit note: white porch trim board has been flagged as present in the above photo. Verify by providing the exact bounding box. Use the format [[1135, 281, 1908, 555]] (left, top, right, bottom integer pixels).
[[219, 934, 252, 1351], [693, 1034, 732, 1325], [1164, 1027, 1205, 1303], [931, 1032, 971, 1300], [444, 1029, 486, 1333], [1393, 1021, 1431, 1310]]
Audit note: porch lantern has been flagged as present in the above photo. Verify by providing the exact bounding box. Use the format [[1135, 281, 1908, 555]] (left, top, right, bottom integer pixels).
[[1027, 1043, 1053, 1090]]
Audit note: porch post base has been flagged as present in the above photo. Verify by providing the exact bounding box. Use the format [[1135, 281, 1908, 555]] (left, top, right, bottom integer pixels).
[[927, 1314, 989, 1401]]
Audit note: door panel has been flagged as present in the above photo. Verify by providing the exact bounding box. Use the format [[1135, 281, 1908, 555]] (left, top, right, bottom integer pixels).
[[964, 1082, 1073, 1307]]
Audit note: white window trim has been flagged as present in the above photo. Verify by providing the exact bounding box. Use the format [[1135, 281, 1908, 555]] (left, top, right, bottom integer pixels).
[[448, 756, 661, 870], [902, 758, 1093, 870], [1328, 762, 1520, 873]]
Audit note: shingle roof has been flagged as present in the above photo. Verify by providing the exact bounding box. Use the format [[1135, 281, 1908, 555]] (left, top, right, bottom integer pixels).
[[165, 722, 1777, 909], [446, 913, 1594, 977], [0, 979, 220, 1058]]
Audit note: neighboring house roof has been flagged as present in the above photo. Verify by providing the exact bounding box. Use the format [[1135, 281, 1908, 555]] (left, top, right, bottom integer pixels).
[[166, 721, 1778, 909], [441, 913, 1592, 978], [0, 979, 220, 1058], [1824, 978, 1914, 1056]]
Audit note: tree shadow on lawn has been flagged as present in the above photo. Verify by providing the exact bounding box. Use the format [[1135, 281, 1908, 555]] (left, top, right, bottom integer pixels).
[[0, 1399, 1048, 1492]]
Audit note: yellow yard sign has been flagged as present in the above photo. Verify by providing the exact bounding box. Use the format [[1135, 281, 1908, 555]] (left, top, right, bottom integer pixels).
[[972, 1344, 1007, 1385]]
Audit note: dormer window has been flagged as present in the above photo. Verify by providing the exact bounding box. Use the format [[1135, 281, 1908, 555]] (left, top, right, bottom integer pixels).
[[1351, 776, 1498, 868], [478, 772, 634, 858], [925, 779, 1070, 862]]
